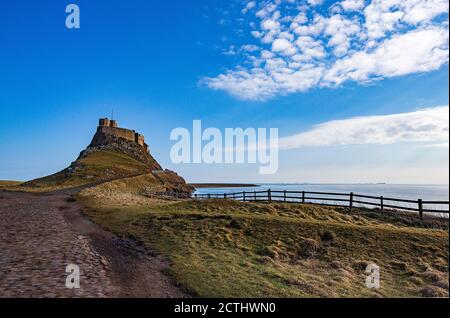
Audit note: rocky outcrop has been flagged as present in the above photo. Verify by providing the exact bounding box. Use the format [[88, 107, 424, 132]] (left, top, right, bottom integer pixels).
[[80, 118, 193, 196], [82, 118, 159, 168], [21, 118, 193, 196], [81, 131, 162, 171], [151, 169, 194, 195]]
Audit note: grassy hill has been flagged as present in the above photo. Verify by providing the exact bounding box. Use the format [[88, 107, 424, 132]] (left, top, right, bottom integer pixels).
[[2, 125, 446, 297], [76, 182, 449, 298], [14, 150, 151, 192], [6, 149, 192, 196], [0, 180, 23, 187]]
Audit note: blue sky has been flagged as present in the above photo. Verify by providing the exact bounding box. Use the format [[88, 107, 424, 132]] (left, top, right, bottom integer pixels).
[[0, 0, 448, 183]]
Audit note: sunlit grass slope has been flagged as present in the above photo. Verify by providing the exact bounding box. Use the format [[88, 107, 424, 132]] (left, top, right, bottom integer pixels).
[[0, 180, 23, 187], [77, 184, 449, 298], [14, 150, 151, 192]]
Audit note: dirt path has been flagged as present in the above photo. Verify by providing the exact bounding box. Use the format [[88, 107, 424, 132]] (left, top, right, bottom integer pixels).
[[0, 189, 188, 298]]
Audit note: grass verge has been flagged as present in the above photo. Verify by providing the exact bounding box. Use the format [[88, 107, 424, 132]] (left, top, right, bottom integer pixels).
[[76, 182, 449, 298]]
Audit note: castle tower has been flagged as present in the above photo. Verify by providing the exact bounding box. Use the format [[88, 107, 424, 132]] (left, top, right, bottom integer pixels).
[[94, 118, 149, 153], [99, 118, 110, 127], [134, 133, 145, 147]]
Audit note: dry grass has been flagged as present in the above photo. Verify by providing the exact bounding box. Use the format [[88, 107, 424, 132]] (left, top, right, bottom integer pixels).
[[0, 180, 23, 187], [6, 150, 192, 196], [5, 150, 151, 193], [79, 173, 170, 206], [77, 183, 449, 298]]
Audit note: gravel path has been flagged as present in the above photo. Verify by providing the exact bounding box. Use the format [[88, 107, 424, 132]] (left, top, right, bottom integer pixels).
[[0, 189, 187, 298]]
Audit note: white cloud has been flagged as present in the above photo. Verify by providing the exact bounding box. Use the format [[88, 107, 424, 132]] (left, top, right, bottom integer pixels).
[[292, 12, 308, 25], [292, 14, 326, 36], [402, 0, 449, 24], [222, 45, 237, 56], [323, 14, 361, 56], [272, 38, 297, 55], [295, 36, 326, 60], [364, 0, 449, 39], [340, 0, 365, 11], [323, 26, 449, 85], [261, 18, 280, 31], [256, 2, 279, 19], [241, 44, 260, 52], [307, 0, 324, 6], [251, 30, 263, 38], [201, 63, 324, 100], [202, 0, 449, 100], [279, 106, 449, 149], [242, 1, 256, 14]]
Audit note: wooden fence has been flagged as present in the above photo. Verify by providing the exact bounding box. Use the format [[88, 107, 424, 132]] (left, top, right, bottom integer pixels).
[[193, 189, 450, 219]]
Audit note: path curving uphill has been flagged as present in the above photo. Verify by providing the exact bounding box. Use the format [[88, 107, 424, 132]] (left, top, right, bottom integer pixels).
[[0, 189, 188, 298]]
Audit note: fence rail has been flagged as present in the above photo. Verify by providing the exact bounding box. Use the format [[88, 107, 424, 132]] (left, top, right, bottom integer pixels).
[[193, 190, 450, 219]]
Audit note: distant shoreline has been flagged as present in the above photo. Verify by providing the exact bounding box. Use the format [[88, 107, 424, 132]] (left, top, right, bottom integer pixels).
[[190, 183, 259, 188]]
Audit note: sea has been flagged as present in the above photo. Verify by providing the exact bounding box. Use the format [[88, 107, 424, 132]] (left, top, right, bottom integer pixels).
[[194, 184, 449, 215], [194, 184, 449, 202]]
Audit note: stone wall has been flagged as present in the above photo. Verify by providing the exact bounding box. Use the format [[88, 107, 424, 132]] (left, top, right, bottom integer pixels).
[[99, 118, 110, 127], [135, 133, 145, 147], [97, 118, 146, 149], [97, 126, 136, 143], [87, 119, 158, 169]]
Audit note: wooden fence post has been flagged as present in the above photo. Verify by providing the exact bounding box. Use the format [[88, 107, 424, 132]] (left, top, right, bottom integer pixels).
[[418, 199, 423, 219], [192, 191, 447, 216], [349, 192, 354, 212]]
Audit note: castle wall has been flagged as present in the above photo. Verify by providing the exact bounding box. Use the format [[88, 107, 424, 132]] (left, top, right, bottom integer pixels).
[[86, 118, 168, 173], [94, 118, 148, 152], [97, 126, 136, 143], [99, 118, 110, 127], [135, 133, 145, 147]]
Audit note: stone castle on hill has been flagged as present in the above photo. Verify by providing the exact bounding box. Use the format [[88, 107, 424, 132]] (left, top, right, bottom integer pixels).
[[82, 118, 162, 171], [96, 118, 149, 152], [23, 117, 193, 196]]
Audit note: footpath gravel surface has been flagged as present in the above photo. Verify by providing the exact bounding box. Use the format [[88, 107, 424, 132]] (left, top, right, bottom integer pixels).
[[0, 190, 187, 298]]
